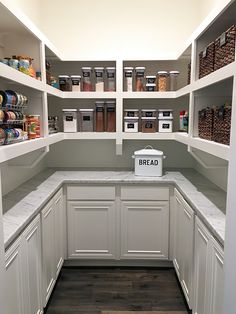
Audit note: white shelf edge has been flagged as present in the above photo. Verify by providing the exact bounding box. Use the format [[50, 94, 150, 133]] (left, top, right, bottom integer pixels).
[[62, 91, 117, 99], [63, 132, 117, 140], [192, 61, 236, 92], [0, 62, 46, 92], [122, 132, 176, 140], [122, 91, 176, 99]]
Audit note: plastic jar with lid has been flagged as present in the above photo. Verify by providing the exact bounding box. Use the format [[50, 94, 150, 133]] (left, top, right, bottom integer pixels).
[[71, 75, 81, 92], [169, 71, 180, 91], [95, 101, 105, 132], [135, 67, 145, 91], [82, 67, 93, 91], [105, 67, 116, 91], [141, 117, 157, 133], [106, 100, 116, 132], [124, 67, 133, 92], [157, 71, 169, 92], [94, 67, 104, 92], [58, 75, 72, 91], [146, 83, 156, 91], [124, 117, 139, 132]]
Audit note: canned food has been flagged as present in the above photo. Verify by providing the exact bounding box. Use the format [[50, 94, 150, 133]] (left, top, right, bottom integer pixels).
[[0, 128, 5, 145], [27, 115, 40, 139], [9, 59, 19, 70]]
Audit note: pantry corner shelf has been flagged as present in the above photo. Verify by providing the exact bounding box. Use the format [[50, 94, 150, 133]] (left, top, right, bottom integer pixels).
[[0, 62, 46, 93], [122, 132, 176, 140], [62, 91, 117, 99], [63, 132, 117, 140], [122, 91, 176, 99]]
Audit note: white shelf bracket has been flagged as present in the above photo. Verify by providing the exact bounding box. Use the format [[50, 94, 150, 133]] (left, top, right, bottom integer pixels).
[[7, 146, 49, 168], [188, 146, 227, 169]]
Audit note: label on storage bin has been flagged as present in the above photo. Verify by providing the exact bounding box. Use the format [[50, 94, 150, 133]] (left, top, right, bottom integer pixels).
[[162, 123, 170, 129], [95, 72, 103, 77], [107, 72, 115, 78], [220, 32, 226, 46], [83, 116, 91, 121], [66, 116, 73, 121], [138, 159, 159, 166], [128, 123, 135, 128], [125, 72, 132, 77], [163, 112, 171, 117]]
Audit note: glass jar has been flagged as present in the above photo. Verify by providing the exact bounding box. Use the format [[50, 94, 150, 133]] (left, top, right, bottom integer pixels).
[[135, 67, 145, 91], [106, 100, 116, 132], [94, 67, 104, 92], [157, 71, 168, 92], [82, 67, 93, 91], [95, 101, 105, 132], [124, 67, 133, 92], [169, 71, 180, 91], [58, 75, 72, 91], [71, 75, 81, 92], [105, 67, 116, 91]]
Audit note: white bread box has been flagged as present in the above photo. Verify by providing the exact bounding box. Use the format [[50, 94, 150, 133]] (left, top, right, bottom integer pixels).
[[132, 146, 165, 177]]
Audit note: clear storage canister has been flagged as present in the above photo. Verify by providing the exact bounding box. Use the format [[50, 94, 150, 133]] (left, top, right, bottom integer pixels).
[[94, 67, 104, 92], [124, 109, 139, 118], [106, 100, 116, 132], [157, 71, 168, 92], [79, 109, 94, 131], [124, 117, 139, 132], [169, 71, 180, 91], [71, 75, 81, 92], [59, 75, 72, 91], [135, 67, 145, 91], [124, 67, 133, 92], [95, 101, 105, 132], [146, 83, 156, 91], [106, 67, 116, 91], [146, 75, 156, 84], [62, 109, 77, 132], [82, 67, 93, 91], [141, 117, 157, 133]]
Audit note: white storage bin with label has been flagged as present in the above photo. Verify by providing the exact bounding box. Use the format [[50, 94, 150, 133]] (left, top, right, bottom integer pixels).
[[124, 117, 139, 132], [158, 109, 173, 118], [158, 117, 173, 133], [62, 109, 78, 132], [132, 146, 166, 177]]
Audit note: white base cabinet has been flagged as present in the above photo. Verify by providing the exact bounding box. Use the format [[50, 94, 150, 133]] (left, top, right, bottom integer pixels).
[[67, 200, 116, 259], [193, 217, 224, 314], [5, 215, 43, 314], [41, 188, 64, 306], [173, 188, 194, 308], [120, 200, 169, 259]]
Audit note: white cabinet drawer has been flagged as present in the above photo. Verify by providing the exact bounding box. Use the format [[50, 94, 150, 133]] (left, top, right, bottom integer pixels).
[[67, 186, 116, 200], [121, 186, 169, 201]]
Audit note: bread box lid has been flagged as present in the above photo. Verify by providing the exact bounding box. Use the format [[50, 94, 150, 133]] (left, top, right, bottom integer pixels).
[[134, 145, 164, 157]]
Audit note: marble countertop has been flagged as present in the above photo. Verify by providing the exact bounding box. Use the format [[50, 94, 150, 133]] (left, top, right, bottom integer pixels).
[[2, 169, 226, 249]]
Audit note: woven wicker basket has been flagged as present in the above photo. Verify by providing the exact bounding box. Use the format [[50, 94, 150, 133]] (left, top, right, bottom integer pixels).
[[213, 106, 231, 145], [198, 108, 214, 140], [199, 42, 215, 79], [214, 25, 236, 71]]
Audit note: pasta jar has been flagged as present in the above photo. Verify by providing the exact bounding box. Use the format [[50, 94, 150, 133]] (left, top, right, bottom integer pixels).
[[169, 71, 180, 91], [71, 75, 81, 92], [106, 100, 116, 132], [94, 67, 104, 92], [105, 67, 116, 91], [135, 67, 145, 91], [157, 71, 169, 92], [95, 101, 105, 132], [124, 67, 133, 92], [82, 67, 93, 91], [58, 75, 72, 91]]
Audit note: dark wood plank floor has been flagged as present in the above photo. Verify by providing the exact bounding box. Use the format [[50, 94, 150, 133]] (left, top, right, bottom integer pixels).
[[45, 267, 191, 314]]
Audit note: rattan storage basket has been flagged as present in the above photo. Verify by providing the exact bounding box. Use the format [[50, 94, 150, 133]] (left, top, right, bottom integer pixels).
[[212, 106, 231, 145], [214, 25, 236, 71], [198, 108, 214, 140], [199, 42, 215, 79]]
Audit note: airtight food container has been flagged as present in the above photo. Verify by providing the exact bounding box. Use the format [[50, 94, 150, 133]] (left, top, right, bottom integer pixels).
[[62, 109, 78, 132], [132, 145, 166, 177], [158, 109, 173, 118], [158, 117, 173, 133], [124, 117, 139, 132]]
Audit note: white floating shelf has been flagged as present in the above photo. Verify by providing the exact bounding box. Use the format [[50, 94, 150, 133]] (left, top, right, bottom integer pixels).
[[122, 132, 176, 140], [47, 132, 64, 144], [192, 61, 236, 92], [63, 132, 117, 140], [176, 85, 191, 98], [122, 91, 176, 99], [62, 91, 117, 99], [174, 132, 190, 145], [45, 84, 63, 97], [0, 62, 46, 93]]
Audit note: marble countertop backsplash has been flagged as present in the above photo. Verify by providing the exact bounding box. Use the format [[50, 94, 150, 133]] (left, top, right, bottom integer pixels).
[[2, 168, 226, 248]]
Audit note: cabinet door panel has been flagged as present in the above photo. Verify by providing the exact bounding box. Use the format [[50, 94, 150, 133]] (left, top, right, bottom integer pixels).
[[193, 218, 211, 314], [68, 201, 116, 259], [54, 189, 64, 277], [22, 215, 42, 314], [121, 201, 169, 259], [5, 239, 24, 314], [208, 240, 224, 314], [41, 200, 55, 305]]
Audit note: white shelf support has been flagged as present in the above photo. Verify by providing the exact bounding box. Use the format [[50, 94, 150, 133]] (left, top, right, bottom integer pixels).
[[187, 146, 227, 169]]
